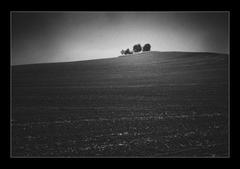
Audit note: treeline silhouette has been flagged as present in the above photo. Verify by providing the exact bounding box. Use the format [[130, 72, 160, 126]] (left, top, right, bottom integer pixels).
[[121, 43, 151, 55]]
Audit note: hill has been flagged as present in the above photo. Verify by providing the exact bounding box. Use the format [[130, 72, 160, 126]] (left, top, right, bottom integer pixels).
[[11, 51, 229, 157], [12, 51, 228, 87]]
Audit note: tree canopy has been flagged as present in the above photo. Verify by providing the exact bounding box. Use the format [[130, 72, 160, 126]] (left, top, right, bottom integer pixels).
[[133, 44, 142, 53], [143, 43, 151, 52]]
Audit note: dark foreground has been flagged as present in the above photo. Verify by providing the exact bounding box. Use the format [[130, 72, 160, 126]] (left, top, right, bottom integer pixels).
[[11, 52, 229, 157]]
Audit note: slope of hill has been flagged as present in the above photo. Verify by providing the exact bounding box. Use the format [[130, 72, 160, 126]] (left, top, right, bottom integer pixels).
[[11, 51, 229, 157]]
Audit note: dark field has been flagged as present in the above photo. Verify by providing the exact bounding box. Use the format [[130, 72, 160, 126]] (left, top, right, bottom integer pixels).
[[11, 51, 229, 157]]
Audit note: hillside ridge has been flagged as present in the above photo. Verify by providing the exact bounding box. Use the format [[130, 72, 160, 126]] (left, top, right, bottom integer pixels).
[[12, 51, 228, 68]]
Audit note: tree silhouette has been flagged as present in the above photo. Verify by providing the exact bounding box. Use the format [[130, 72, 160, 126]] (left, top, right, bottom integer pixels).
[[124, 48, 131, 55], [133, 44, 142, 53], [143, 43, 151, 52]]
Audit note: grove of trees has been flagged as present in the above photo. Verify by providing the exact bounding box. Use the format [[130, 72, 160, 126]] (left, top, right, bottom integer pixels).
[[121, 43, 151, 56]]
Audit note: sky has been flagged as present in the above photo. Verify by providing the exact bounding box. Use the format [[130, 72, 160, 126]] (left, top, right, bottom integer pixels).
[[11, 12, 229, 65]]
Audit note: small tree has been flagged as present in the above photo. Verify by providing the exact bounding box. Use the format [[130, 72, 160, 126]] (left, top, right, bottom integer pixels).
[[121, 49, 125, 55], [143, 43, 151, 52], [133, 44, 142, 53], [124, 48, 131, 55]]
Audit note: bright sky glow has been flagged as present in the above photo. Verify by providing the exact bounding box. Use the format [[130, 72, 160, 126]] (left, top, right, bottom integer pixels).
[[11, 12, 229, 65]]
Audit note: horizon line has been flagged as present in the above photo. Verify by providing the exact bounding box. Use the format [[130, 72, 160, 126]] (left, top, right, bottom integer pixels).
[[11, 50, 229, 66]]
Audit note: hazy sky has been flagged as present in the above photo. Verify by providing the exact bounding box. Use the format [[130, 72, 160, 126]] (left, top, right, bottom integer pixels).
[[11, 12, 229, 65]]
